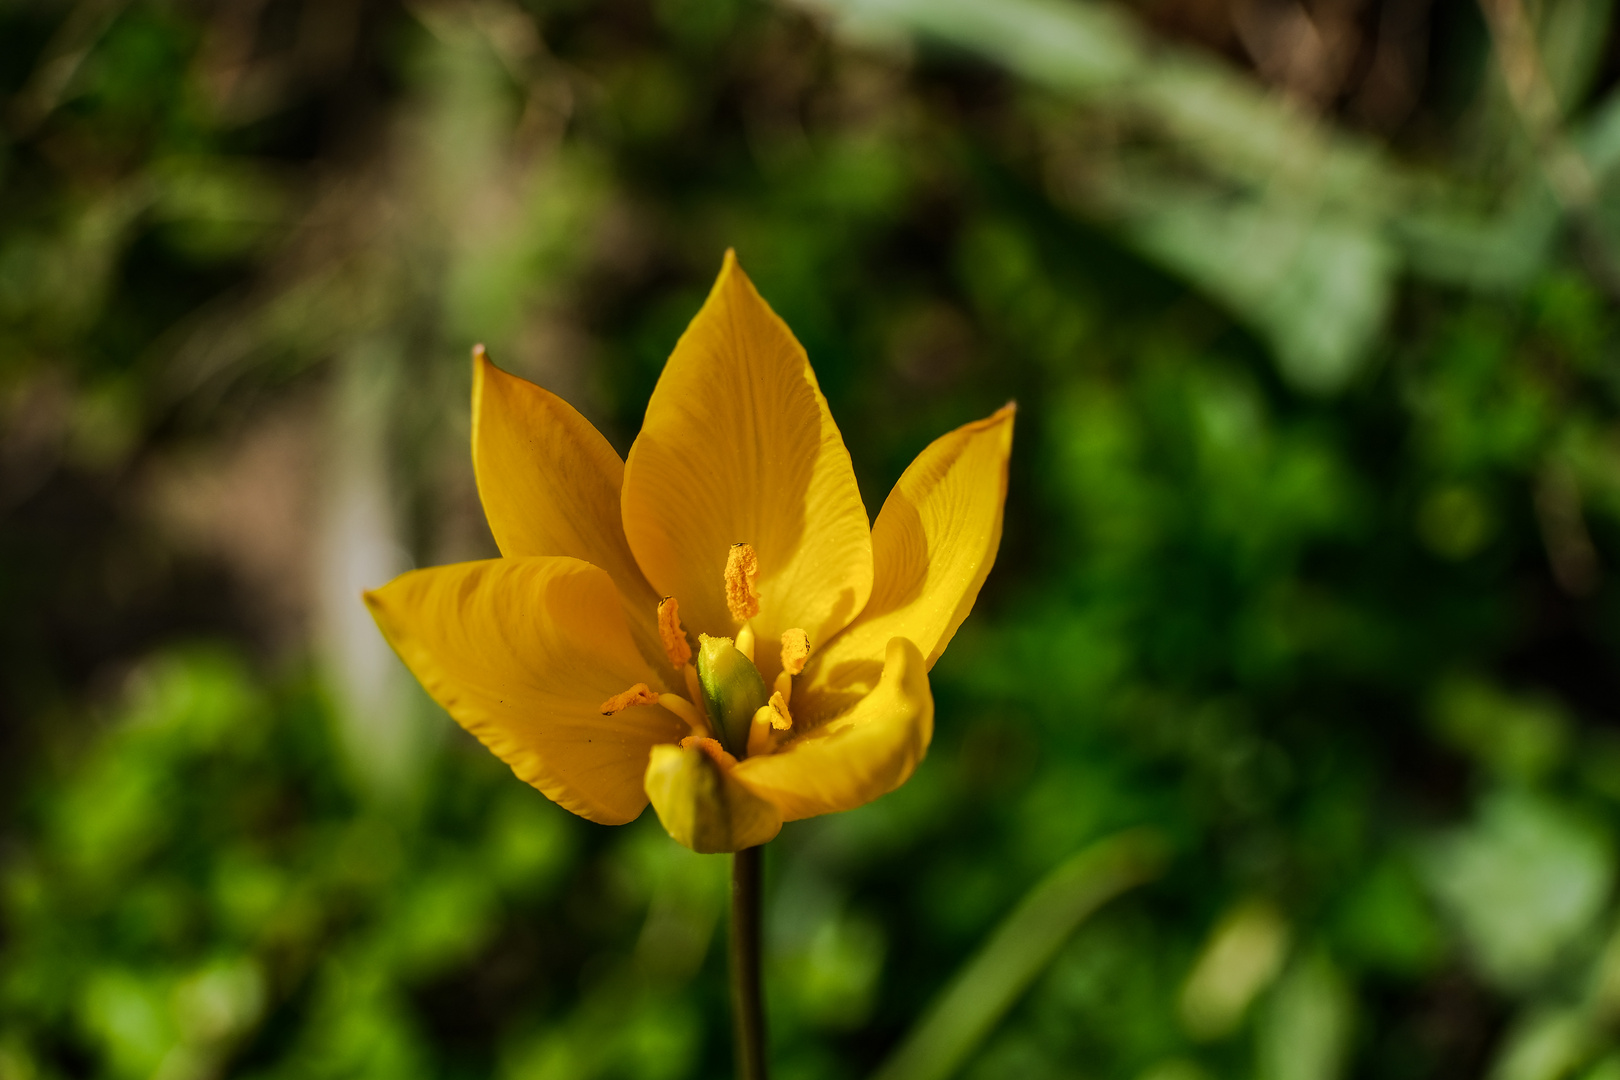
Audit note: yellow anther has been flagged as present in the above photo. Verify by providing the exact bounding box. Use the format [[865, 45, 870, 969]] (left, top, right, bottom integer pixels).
[[780, 628, 809, 676], [766, 690, 792, 730], [600, 683, 660, 714], [681, 734, 739, 770], [746, 692, 793, 757], [725, 543, 760, 622], [657, 597, 692, 668]]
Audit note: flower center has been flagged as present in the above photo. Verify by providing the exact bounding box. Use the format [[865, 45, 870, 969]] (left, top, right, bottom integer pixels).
[[696, 634, 768, 756], [601, 542, 809, 759]]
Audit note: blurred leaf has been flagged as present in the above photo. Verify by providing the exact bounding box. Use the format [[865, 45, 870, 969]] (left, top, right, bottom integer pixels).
[[786, 909, 887, 1029], [871, 828, 1166, 1080], [1417, 485, 1497, 561], [1179, 898, 1291, 1041], [1333, 858, 1445, 976], [78, 969, 174, 1078], [802, 0, 1393, 196], [1489, 1009, 1594, 1080], [1428, 676, 1571, 783], [1135, 1061, 1212, 1080], [1424, 792, 1614, 990], [803, 0, 1401, 391], [1257, 951, 1353, 1080], [1584, 1053, 1620, 1080], [1591, 919, 1620, 1024], [174, 957, 265, 1045], [1105, 181, 1394, 393], [148, 157, 290, 259]]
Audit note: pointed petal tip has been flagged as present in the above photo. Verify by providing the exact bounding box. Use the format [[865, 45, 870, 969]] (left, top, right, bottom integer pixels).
[[955, 401, 1017, 441], [361, 579, 399, 617], [624, 242, 874, 660], [470, 346, 520, 407], [715, 247, 748, 294], [470, 345, 494, 400], [798, 399, 1014, 683]]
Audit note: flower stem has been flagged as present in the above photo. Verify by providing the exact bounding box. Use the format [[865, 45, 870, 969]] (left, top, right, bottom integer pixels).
[[730, 844, 768, 1080]]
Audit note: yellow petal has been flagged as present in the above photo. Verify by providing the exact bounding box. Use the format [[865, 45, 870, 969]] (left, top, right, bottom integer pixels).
[[472, 348, 670, 677], [621, 251, 873, 686], [734, 637, 933, 822], [644, 738, 784, 853], [800, 404, 1014, 713], [364, 556, 685, 824]]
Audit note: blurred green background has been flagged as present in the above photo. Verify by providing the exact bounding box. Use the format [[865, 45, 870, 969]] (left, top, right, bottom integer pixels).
[[6, 0, 1620, 1077]]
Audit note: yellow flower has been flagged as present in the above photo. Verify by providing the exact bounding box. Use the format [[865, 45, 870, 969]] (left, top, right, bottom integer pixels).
[[365, 252, 1014, 853]]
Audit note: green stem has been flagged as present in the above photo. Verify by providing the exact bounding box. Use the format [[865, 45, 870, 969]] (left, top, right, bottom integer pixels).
[[730, 845, 769, 1080]]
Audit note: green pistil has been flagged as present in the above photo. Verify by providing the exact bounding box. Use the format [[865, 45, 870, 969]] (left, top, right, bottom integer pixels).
[[696, 634, 769, 758]]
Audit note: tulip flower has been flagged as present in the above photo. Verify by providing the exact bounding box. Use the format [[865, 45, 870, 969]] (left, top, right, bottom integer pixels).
[[365, 251, 1013, 854]]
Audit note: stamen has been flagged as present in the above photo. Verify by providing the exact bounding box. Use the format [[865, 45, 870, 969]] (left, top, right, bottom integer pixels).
[[658, 693, 711, 737], [681, 734, 739, 770], [725, 543, 760, 621], [747, 710, 774, 757], [780, 628, 809, 675], [746, 693, 792, 757], [766, 690, 793, 729], [736, 623, 756, 662], [773, 629, 809, 705], [600, 683, 660, 714], [657, 597, 692, 668]]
